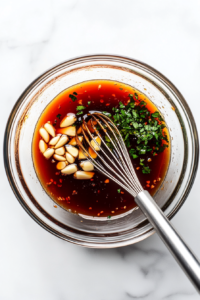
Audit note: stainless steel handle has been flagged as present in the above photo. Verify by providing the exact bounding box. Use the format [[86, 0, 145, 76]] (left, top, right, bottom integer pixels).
[[135, 190, 200, 293]]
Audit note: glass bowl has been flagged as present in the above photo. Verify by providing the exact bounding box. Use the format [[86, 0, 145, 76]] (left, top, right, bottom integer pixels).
[[4, 55, 199, 248]]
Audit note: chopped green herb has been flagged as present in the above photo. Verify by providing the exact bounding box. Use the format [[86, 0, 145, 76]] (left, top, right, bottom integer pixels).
[[142, 165, 151, 174], [151, 111, 163, 121], [119, 102, 125, 108], [73, 92, 78, 95], [119, 88, 123, 90], [76, 106, 86, 111], [107, 215, 111, 219], [140, 101, 147, 106], [151, 111, 159, 117], [117, 189, 121, 193], [140, 158, 151, 174], [69, 94, 77, 101], [158, 144, 168, 152], [129, 149, 138, 159], [88, 101, 91, 105], [110, 93, 168, 169], [76, 111, 83, 115], [56, 114, 61, 119], [151, 112, 160, 118]]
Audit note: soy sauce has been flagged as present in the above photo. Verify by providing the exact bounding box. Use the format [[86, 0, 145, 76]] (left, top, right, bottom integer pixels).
[[32, 80, 170, 218]]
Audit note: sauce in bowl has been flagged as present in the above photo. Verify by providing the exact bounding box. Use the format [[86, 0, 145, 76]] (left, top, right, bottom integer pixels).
[[32, 80, 170, 218]]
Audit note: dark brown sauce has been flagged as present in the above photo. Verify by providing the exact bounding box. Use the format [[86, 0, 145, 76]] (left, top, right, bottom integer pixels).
[[32, 80, 170, 218]]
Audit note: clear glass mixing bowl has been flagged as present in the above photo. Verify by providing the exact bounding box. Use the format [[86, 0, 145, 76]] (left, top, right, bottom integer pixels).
[[4, 55, 199, 248]]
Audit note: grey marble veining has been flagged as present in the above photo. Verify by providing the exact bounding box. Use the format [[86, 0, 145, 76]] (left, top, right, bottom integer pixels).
[[0, 0, 200, 299]]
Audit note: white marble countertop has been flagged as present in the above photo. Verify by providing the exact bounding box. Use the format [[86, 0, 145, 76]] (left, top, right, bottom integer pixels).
[[1, 0, 200, 299]]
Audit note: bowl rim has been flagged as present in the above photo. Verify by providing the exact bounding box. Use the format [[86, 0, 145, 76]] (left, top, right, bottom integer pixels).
[[3, 54, 199, 247]]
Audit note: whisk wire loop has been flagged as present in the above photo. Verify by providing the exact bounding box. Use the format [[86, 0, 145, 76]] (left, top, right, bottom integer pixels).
[[93, 113, 143, 194], [81, 119, 137, 193], [76, 113, 143, 196], [75, 133, 136, 195], [89, 118, 138, 191], [91, 114, 142, 194]]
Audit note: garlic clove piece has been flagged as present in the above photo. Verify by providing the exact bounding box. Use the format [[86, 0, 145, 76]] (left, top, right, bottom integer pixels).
[[68, 136, 83, 146], [57, 126, 76, 136], [89, 147, 97, 159], [56, 161, 67, 170], [44, 123, 56, 137], [39, 128, 50, 143], [61, 164, 78, 175], [39, 140, 48, 153], [65, 145, 78, 158], [43, 148, 54, 159], [91, 136, 101, 151], [55, 146, 65, 156], [78, 149, 88, 160], [60, 113, 77, 128], [77, 126, 82, 134], [54, 135, 69, 149], [80, 160, 94, 171], [74, 171, 95, 180], [65, 152, 75, 164], [49, 135, 61, 146], [53, 154, 66, 161]]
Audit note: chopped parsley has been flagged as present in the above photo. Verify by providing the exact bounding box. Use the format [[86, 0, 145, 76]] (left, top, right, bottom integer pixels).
[[69, 94, 77, 101], [76, 105, 86, 116], [107, 215, 111, 219], [134, 93, 138, 100], [129, 149, 138, 159], [117, 189, 121, 193], [88, 101, 91, 105], [76, 111, 83, 115], [140, 159, 151, 174], [110, 94, 169, 173], [76, 106, 86, 111], [56, 114, 61, 119]]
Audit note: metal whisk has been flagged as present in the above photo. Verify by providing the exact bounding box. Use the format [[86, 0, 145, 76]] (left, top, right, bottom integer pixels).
[[76, 112, 200, 293]]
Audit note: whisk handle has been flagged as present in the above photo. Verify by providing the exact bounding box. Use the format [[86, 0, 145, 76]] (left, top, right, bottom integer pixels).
[[135, 190, 200, 293]]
